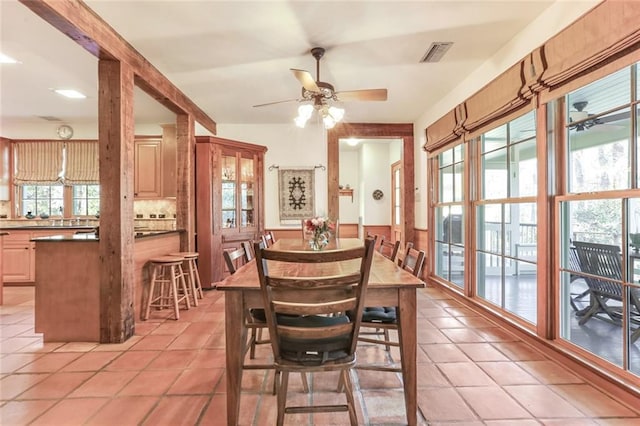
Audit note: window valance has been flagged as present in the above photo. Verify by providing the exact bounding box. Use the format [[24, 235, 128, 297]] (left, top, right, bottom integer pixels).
[[424, 0, 640, 151], [13, 141, 64, 185], [65, 141, 99, 184], [424, 107, 464, 152]]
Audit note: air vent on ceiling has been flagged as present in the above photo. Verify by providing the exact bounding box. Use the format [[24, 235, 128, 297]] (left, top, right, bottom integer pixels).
[[37, 115, 62, 122], [420, 42, 453, 63]]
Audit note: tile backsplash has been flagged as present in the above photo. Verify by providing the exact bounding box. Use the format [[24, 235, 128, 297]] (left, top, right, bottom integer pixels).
[[133, 199, 176, 219], [0, 199, 177, 230]]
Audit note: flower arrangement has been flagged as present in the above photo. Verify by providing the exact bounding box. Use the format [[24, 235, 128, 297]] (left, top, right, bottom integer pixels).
[[304, 216, 335, 250]]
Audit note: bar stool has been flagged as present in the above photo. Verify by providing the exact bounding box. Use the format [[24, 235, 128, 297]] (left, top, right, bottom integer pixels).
[[169, 251, 204, 305], [144, 255, 191, 320]]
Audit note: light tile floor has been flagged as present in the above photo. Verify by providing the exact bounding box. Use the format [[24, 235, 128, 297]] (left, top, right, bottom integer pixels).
[[1, 285, 639, 425]]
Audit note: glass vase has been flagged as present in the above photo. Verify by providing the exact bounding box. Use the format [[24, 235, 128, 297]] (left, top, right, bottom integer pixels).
[[309, 232, 329, 250]]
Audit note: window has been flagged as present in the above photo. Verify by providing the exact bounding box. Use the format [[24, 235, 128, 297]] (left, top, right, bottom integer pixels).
[[13, 141, 100, 218], [567, 68, 631, 193], [21, 184, 64, 217], [433, 144, 465, 288], [72, 184, 100, 216], [558, 63, 640, 376], [475, 110, 537, 325]]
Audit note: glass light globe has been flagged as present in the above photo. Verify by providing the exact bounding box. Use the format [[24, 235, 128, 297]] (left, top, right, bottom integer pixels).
[[328, 106, 345, 122]]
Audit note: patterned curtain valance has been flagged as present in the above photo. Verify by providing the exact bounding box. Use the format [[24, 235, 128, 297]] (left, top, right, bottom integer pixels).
[[13, 141, 64, 185], [64, 141, 99, 184]]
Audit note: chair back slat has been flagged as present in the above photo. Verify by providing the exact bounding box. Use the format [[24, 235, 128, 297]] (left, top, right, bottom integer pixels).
[[242, 241, 255, 261], [279, 322, 353, 340], [254, 238, 376, 365], [268, 273, 362, 289]]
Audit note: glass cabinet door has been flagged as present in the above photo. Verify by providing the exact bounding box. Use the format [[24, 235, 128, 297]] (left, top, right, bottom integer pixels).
[[221, 154, 236, 228], [240, 156, 255, 228]]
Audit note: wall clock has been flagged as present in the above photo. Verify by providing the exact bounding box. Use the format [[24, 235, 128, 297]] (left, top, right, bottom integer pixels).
[[56, 124, 74, 140], [372, 189, 384, 200]]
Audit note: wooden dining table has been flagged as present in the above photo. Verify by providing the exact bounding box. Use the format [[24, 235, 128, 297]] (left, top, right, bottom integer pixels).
[[216, 238, 426, 425]]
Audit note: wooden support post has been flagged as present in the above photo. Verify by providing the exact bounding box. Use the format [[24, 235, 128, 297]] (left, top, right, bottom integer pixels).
[[98, 59, 136, 343], [177, 114, 196, 252]]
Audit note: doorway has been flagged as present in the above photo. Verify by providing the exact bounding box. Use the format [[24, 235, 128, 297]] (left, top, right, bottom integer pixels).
[[327, 123, 415, 246]]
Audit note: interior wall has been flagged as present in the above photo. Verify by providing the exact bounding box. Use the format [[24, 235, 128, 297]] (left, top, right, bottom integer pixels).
[[217, 123, 327, 230], [339, 150, 359, 224], [361, 143, 391, 226]]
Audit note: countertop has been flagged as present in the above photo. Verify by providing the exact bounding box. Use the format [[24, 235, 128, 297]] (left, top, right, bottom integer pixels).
[[31, 230, 182, 242], [0, 225, 96, 231]]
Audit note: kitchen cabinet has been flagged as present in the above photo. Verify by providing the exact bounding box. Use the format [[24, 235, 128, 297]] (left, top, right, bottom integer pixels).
[[2, 229, 76, 283], [134, 139, 162, 198], [3, 232, 34, 282], [0, 138, 9, 201], [195, 136, 266, 285]]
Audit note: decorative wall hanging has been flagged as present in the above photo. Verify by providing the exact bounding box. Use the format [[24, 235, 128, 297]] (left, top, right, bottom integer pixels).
[[278, 168, 315, 222], [373, 189, 384, 200]]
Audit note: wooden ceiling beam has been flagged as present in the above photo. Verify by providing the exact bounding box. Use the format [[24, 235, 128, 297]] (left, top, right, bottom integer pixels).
[[19, 0, 217, 134]]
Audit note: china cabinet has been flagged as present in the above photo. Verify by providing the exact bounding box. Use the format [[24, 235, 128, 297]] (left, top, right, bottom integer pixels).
[[195, 136, 266, 286]]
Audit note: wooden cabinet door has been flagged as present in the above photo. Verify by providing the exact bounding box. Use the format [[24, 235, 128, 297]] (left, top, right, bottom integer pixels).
[[3, 242, 33, 282], [134, 140, 161, 198], [0, 138, 9, 201]]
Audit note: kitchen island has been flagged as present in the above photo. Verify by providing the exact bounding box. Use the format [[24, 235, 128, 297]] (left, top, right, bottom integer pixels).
[[32, 230, 182, 342], [0, 225, 96, 284]]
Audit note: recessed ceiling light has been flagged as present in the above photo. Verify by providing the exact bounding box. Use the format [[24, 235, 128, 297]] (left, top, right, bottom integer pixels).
[[53, 89, 86, 99], [346, 138, 360, 146], [0, 53, 19, 64]]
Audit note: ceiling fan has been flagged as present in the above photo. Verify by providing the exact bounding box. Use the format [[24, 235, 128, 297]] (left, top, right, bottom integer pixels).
[[569, 101, 601, 131], [253, 47, 388, 128], [568, 101, 630, 132]]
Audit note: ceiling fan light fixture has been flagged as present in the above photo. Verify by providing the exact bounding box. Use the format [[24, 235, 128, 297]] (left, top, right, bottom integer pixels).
[[328, 106, 345, 122], [294, 103, 314, 128], [298, 104, 314, 119], [323, 115, 336, 129], [294, 115, 309, 128]]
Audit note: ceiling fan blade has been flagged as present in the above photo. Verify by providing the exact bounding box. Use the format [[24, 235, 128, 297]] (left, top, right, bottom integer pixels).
[[290, 69, 320, 92], [336, 89, 388, 102], [252, 98, 299, 108]]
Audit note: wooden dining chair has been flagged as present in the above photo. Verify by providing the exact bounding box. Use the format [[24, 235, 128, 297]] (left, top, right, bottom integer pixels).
[[358, 245, 425, 372], [224, 241, 308, 394], [394, 241, 414, 266], [223, 245, 272, 367], [254, 238, 376, 426], [378, 237, 401, 263], [261, 231, 276, 248]]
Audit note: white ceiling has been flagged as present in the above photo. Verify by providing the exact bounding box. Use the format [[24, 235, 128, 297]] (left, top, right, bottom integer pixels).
[[0, 0, 557, 130]]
